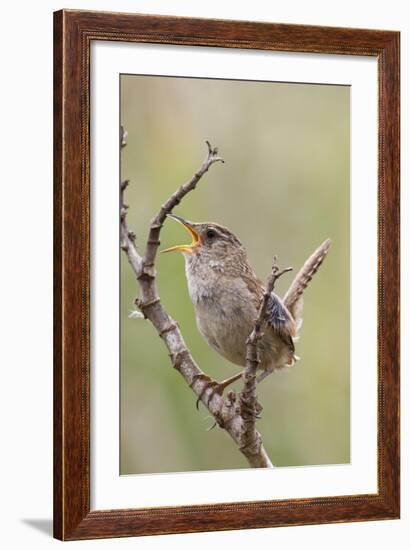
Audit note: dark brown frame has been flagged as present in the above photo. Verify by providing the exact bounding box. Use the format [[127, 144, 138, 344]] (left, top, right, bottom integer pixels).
[[54, 9, 400, 541]]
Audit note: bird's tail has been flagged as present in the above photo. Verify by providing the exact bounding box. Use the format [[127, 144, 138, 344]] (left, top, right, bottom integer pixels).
[[283, 239, 331, 330]]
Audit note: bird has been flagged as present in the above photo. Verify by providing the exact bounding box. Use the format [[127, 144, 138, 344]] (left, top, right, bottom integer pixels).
[[162, 214, 331, 397]]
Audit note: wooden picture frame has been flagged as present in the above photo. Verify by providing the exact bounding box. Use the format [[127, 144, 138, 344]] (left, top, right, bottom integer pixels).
[[53, 9, 400, 540]]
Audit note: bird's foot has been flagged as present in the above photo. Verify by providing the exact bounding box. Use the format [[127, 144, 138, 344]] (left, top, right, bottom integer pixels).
[[239, 396, 263, 420], [196, 379, 225, 410], [189, 373, 218, 410], [191, 371, 243, 410]]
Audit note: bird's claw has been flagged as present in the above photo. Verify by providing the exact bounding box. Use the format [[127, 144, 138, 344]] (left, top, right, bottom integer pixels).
[[191, 373, 242, 410], [239, 397, 263, 419], [196, 380, 225, 410], [206, 421, 217, 431], [189, 373, 218, 410]]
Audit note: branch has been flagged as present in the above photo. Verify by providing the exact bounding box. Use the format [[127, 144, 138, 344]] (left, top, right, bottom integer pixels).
[[239, 259, 293, 463], [120, 128, 273, 468], [143, 140, 224, 273], [120, 127, 143, 276]]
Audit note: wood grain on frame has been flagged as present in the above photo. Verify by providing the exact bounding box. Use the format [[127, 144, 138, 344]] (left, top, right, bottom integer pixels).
[[53, 9, 400, 540]]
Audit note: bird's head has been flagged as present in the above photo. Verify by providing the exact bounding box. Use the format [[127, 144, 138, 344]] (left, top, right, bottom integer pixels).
[[161, 214, 244, 263]]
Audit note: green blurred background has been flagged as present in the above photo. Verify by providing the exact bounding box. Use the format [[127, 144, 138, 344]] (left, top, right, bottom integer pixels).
[[120, 75, 350, 474]]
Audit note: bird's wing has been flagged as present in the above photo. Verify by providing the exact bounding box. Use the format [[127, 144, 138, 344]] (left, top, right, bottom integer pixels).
[[242, 269, 296, 360], [242, 269, 296, 340], [265, 293, 297, 351]]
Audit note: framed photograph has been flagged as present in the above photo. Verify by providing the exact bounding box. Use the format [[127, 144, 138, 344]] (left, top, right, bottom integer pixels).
[[54, 9, 400, 540]]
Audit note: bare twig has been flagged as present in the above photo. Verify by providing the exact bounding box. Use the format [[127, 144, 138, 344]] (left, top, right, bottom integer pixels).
[[120, 128, 273, 468], [143, 140, 223, 272], [239, 259, 293, 465]]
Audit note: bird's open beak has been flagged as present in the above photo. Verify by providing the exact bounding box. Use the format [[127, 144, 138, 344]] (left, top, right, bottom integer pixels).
[[161, 214, 201, 253]]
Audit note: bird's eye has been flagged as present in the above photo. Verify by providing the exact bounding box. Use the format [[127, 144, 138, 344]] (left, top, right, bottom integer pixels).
[[206, 229, 216, 240]]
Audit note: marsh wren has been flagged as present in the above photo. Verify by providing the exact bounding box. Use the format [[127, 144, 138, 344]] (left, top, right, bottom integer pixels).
[[162, 214, 331, 392]]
